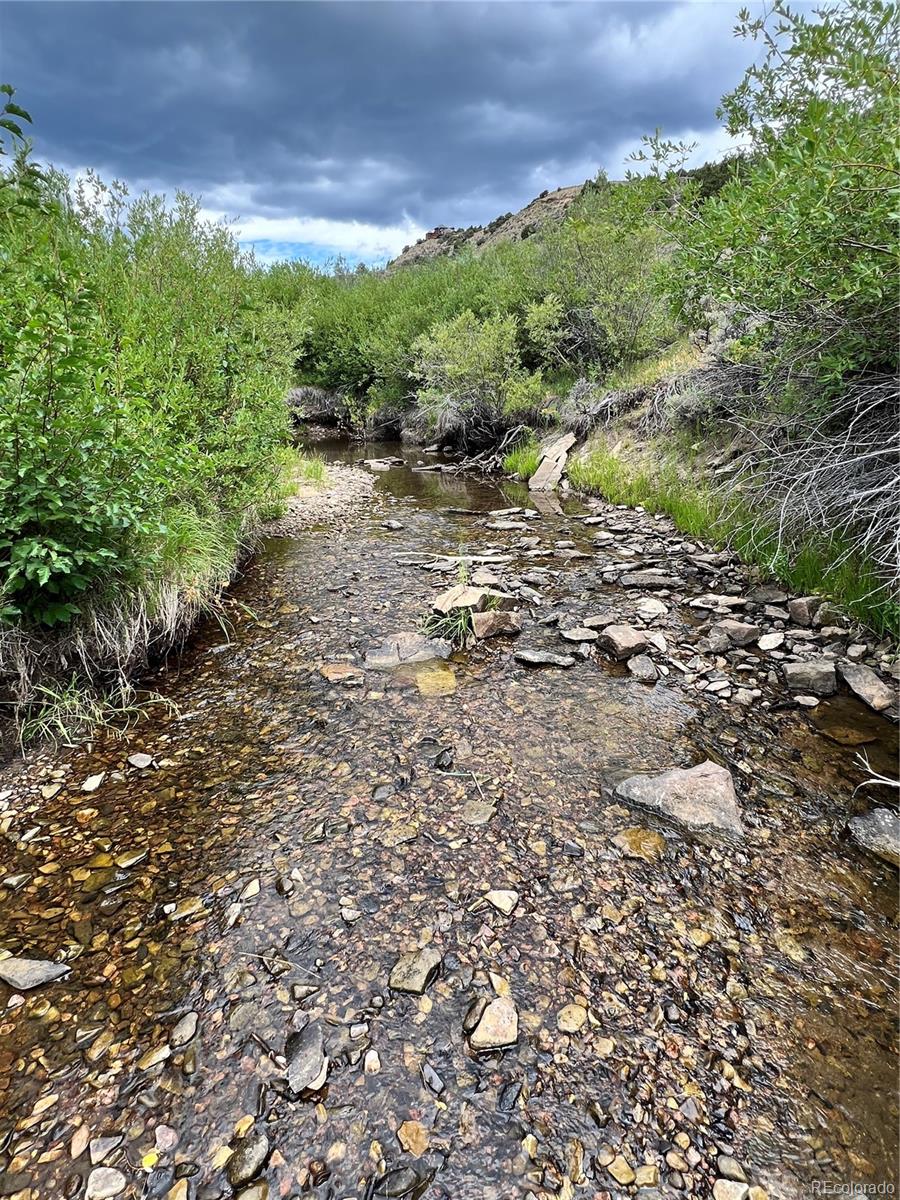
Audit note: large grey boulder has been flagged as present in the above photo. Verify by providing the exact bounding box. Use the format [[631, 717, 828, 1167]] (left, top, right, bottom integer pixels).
[[848, 808, 900, 867], [783, 659, 836, 696], [614, 760, 744, 838], [838, 662, 894, 712]]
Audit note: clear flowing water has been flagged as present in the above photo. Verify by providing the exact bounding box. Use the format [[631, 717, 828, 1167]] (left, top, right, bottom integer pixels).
[[0, 441, 896, 1200]]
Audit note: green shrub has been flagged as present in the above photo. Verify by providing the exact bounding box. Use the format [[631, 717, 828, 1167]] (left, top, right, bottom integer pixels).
[[667, 0, 898, 389], [411, 310, 547, 446], [0, 92, 297, 682]]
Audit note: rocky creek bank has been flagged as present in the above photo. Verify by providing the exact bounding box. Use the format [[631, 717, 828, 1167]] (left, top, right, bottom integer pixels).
[[0, 443, 897, 1200]]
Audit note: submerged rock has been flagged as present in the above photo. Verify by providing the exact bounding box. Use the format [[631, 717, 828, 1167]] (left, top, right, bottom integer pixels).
[[285, 1022, 328, 1091], [515, 649, 575, 668], [85, 1168, 127, 1200], [319, 662, 365, 685], [557, 1003, 587, 1032], [626, 653, 658, 683], [614, 760, 744, 838], [612, 826, 667, 861], [0, 957, 70, 990], [227, 1134, 270, 1187], [364, 632, 451, 669], [484, 888, 519, 915], [713, 1182, 749, 1200], [89, 1136, 123, 1165], [559, 626, 599, 643], [389, 945, 442, 994], [838, 662, 894, 712], [170, 1011, 198, 1047], [848, 808, 900, 867]]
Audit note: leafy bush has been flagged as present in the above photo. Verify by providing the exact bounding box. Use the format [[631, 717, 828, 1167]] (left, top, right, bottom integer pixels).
[[0, 92, 297, 692], [667, 0, 898, 388], [534, 176, 677, 371], [411, 310, 547, 446], [268, 176, 677, 435]]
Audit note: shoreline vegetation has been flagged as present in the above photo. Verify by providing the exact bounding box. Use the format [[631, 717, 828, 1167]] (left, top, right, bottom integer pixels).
[[1, 0, 898, 740]]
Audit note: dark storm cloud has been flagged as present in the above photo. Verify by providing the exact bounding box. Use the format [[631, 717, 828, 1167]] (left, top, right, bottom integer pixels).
[[1, 1, 754, 252]]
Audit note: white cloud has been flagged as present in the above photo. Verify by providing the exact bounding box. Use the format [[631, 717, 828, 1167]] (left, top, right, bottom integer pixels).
[[199, 209, 427, 262]]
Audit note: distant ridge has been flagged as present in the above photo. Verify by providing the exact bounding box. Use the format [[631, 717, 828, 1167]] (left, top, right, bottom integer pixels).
[[388, 182, 584, 269]]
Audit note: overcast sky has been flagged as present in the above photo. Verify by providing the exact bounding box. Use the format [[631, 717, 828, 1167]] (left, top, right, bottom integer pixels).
[[2, 1, 758, 265]]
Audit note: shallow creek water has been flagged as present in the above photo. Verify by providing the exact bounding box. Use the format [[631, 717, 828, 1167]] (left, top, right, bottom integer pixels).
[[0, 442, 897, 1200]]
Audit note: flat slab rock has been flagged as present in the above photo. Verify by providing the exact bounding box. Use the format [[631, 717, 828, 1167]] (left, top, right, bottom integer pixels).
[[469, 996, 519, 1049], [285, 1021, 328, 1092], [528, 432, 576, 492], [364, 632, 451, 669], [515, 649, 576, 669], [848, 808, 900, 867], [614, 760, 744, 838], [838, 662, 894, 712], [620, 570, 683, 588], [389, 945, 442, 994], [433, 584, 515, 615], [0, 957, 71, 990]]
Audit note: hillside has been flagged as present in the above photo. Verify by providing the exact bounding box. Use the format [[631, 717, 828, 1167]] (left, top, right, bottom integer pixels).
[[389, 182, 583, 269]]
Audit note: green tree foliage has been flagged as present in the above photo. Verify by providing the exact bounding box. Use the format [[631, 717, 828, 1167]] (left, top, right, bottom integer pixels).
[[669, 0, 899, 387], [263, 179, 676, 435], [535, 177, 676, 370], [0, 92, 298, 633], [411, 310, 549, 445]]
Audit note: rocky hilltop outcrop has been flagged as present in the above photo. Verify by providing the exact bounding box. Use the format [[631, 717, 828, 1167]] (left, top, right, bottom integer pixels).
[[389, 183, 583, 270]]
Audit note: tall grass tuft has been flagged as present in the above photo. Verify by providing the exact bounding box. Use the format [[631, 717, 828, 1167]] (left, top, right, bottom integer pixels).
[[502, 435, 542, 481]]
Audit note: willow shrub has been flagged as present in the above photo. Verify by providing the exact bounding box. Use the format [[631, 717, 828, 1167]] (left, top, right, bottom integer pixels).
[[668, 0, 898, 389], [268, 179, 675, 433], [0, 101, 297, 645]]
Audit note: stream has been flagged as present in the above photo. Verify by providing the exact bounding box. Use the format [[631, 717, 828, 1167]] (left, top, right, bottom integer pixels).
[[0, 440, 897, 1200]]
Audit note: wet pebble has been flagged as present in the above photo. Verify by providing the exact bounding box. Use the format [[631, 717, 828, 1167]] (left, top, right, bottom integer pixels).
[[468, 996, 518, 1049], [85, 1167, 127, 1199], [226, 1134, 270, 1188], [388, 945, 442, 994]]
